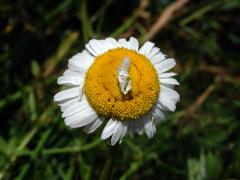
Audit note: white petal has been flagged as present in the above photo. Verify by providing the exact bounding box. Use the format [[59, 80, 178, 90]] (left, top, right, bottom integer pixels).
[[59, 97, 79, 112], [148, 47, 160, 59], [105, 38, 119, 49], [118, 39, 128, 48], [99, 39, 117, 52], [99, 40, 111, 50], [57, 76, 83, 86], [83, 118, 103, 134], [161, 85, 180, 102], [127, 37, 139, 51], [64, 106, 98, 128], [155, 58, 176, 73], [101, 119, 118, 139], [135, 120, 144, 134], [125, 121, 134, 135], [120, 123, 127, 141], [68, 64, 87, 74], [158, 93, 177, 112], [69, 53, 91, 70], [144, 118, 156, 139], [85, 44, 98, 57], [63, 69, 81, 76], [62, 99, 87, 118], [98, 40, 111, 50], [54, 87, 80, 102], [111, 122, 123, 145], [151, 52, 166, 64], [139, 41, 155, 57], [152, 107, 165, 123], [88, 39, 108, 55], [160, 78, 179, 85], [159, 72, 177, 78], [127, 119, 143, 135], [156, 101, 168, 111], [162, 84, 176, 89], [82, 50, 94, 65], [137, 128, 144, 135]]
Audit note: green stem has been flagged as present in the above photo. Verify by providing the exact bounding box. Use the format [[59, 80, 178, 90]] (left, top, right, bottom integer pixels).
[[96, 0, 113, 35], [110, 14, 138, 38], [180, 1, 223, 26], [79, 0, 93, 43], [42, 139, 101, 155], [43, 31, 79, 77], [15, 139, 101, 156]]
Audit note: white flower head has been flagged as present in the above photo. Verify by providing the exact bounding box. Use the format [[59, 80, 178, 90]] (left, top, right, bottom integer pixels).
[[54, 37, 180, 145]]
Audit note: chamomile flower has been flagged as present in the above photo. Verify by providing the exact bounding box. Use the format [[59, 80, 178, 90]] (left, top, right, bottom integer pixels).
[[54, 37, 180, 145]]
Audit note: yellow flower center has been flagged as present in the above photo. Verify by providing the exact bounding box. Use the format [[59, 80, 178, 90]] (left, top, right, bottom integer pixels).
[[84, 48, 160, 121]]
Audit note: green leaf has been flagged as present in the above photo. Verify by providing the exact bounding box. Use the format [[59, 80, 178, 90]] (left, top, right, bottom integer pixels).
[[205, 153, 222, 179], [31, 60, 41, 78]]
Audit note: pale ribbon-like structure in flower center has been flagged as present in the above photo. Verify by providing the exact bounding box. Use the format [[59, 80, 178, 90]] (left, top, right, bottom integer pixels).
[[117, 57, 132, 95]]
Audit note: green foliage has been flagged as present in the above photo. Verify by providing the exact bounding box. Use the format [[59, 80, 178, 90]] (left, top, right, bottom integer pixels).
[[0, 0, 240, 179], [188, 152, 223, 180]]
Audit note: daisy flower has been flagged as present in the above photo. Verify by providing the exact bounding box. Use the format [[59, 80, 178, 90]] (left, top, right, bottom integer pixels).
[[54, 37, 180, 145]]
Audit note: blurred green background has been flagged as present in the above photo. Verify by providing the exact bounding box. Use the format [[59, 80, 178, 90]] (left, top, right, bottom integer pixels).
[[0, 0, 240, 179]]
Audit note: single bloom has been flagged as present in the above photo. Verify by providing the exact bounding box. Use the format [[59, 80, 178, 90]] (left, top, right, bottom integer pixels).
[[54, 37, 180, 145]]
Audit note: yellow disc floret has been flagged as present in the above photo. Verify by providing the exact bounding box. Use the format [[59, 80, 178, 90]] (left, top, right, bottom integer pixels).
[[84, 48, 160, 121]]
